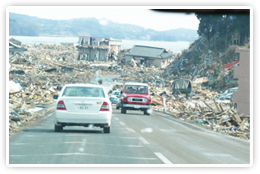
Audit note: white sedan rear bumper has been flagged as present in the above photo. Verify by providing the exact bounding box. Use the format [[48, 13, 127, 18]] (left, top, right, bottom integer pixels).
[[54, 110, 112, 126]]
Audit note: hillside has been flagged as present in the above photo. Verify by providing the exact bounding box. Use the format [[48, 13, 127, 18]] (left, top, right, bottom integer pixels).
[[9, 12, 198, 42], [163, 12, 250, 93]]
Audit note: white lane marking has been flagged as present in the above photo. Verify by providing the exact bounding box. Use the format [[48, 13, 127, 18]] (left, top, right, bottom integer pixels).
[[10, 153, 157, 161], [110, 127, 127, 130], [41, 113, 53, 120], [119, 121, 125, 126], [154, 152, 172, 164], [129, 128, 135, 132], [79, 139, 87, 152], [10, 142, 143, 147], [81, 139, 86, 146], [126, 127, 135, 133], [138, 136, 149, 145], [46, 113, 53, 118], [114, 117, 119, 120], [79, 147, 84, 152], [159, 129, 176, 132]]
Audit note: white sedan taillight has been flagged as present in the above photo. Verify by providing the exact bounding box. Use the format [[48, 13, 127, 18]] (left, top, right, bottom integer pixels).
[[57, 100, 67, 110], [100, 102, 109, 111]]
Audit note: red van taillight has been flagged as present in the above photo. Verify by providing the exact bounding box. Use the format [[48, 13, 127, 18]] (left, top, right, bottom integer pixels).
[[100, 102, 109, 111], [57, 100, 66, 110]]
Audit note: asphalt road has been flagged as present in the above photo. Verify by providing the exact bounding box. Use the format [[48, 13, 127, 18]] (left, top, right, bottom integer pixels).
[[9, 105, 250, 165]]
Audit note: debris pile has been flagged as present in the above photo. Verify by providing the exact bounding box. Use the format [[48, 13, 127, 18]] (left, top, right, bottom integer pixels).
[[118, 65, 165, 85], [8, 42, 250, 140], [163, 43, 240, 93], [149, 86, 250, 140], [147, 70, 248, 140], [111, 64, 249, 140], [8, 44, 120, 134]]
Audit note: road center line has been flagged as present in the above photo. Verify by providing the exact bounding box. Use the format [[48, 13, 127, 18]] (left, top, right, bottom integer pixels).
[[138, 136, 149, 144], [81, 139, 86, 146], [126, 127, 135, 133], [129, 128, 135, 132], [46, 113, 53, 118], [154, 152, 172, 164], [119, 121, 125, 126]]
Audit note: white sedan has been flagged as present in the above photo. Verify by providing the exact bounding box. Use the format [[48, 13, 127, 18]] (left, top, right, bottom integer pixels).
[[54, 84, 112, 133]]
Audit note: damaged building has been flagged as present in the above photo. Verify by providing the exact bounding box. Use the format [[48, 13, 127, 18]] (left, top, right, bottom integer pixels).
[[9, 38, 22, 46], [233, 48, 250, 116], [77, 36, 122, 61], [124, 45, 175, 68], [9, 40, 27, 60]]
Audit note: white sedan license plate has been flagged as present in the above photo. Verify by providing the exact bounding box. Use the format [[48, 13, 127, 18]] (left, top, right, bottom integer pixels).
[[134, 105, 140, 109], [78, 105, 88, 110]]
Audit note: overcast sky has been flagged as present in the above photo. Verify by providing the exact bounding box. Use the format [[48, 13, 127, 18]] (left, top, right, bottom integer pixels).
[[7, 6, 200, 31]]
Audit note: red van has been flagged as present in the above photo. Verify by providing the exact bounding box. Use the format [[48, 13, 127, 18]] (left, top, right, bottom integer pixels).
[[121, 82, 152, 115]]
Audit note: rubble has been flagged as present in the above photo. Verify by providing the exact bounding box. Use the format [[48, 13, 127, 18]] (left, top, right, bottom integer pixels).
[[8, 44, 120, 134], [111, 62, 249, 140], [9, 42, 250, 141], [150, 88, 249, 140]]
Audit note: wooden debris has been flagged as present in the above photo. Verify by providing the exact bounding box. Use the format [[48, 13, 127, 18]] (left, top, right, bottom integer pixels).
[[203, 100, 214, 111], [213, 97, 220, 112]]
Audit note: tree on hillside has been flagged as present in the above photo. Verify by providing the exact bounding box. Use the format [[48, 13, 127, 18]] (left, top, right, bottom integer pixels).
[[195, 12, 250, 51]]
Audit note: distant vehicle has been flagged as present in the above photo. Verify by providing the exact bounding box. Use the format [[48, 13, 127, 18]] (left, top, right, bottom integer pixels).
[[98, 79, 102, 85], [116, 98, 121, 109], [91, 81, 99, 85], [53, 84, 112, 133], [114, 66, 121, 71], [219, 93, 233, 100], [109, 91, 121, 104], [110, 65, 121, 71], [216, 87, 238, 100], [120, 82, 152, 115], [172, 78, 192, 98], [110, 91, 121, 97]]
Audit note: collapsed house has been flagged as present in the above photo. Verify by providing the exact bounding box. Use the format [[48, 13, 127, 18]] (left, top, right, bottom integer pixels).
[[77, 36, 122, 61], [9, 40, 27, 59], [9, 38, 22, 46], [124, 45, 176, 68]]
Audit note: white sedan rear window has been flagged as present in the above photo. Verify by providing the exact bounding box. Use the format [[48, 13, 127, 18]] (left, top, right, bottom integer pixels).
[[62, 87, 105, 98]]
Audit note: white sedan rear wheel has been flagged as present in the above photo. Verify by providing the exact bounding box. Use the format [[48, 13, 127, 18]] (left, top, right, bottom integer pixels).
[[103, 126, 110, 133]]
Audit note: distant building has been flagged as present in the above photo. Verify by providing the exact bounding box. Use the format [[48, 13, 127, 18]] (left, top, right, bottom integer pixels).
[[124, 45, 175, 68], [232, 48, 250, 116], [9, 38, 22, 46], [77, 36, 122, 61], [9, 41, 27, 59]]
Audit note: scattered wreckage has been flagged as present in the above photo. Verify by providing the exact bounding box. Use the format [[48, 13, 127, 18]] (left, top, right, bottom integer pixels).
[[8, 44, 120, 135], [9, 43, 249, 140], [111, 65, 249, 140]]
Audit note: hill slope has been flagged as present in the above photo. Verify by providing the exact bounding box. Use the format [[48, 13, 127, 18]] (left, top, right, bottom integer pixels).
[[9, 12, 198, 42]]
